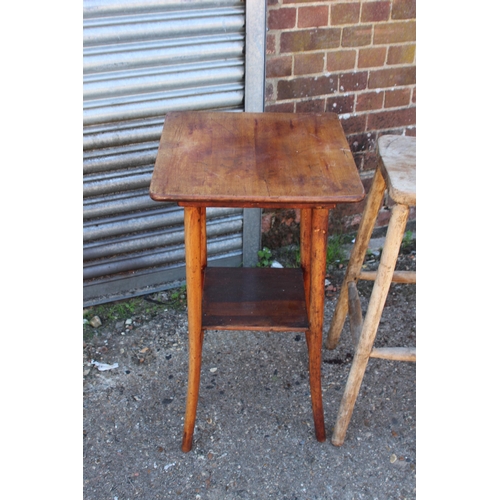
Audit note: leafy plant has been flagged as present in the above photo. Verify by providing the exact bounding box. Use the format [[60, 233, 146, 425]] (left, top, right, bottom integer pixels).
[[365, 248, 376, 259], [401, 230, 413, 249], [83, 294, 167, 341], [257, 246, 273, 267], [294, 248, 301, 267], [326, 235, 347, 266], [168, 285, 187, 309], [112, 302, 136, 319]]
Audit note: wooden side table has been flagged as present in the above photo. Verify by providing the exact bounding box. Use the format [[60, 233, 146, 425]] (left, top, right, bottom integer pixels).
[[149, 111, 365, 452]]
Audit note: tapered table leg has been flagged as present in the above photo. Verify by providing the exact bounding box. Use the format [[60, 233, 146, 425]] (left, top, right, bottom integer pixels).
[[307, 207, 329, 442], [200, 207, 207, 270], [182, 206, 204, 452], [300, 208, 312, 348]]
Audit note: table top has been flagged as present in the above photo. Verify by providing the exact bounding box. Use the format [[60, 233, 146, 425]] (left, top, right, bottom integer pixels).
[[150, 111, 365, 208]]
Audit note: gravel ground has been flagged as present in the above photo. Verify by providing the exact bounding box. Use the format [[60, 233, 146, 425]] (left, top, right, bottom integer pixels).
[[83, 237, 416, 500]]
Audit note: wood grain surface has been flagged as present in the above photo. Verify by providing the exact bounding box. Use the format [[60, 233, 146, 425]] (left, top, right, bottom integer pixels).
[[202, 267, 309, 331], [377, 135, 416, 206], [150, 111, 364, 208]]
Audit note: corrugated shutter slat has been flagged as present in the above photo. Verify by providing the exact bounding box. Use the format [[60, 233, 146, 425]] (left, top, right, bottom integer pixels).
[[83, 0, 246, 306]]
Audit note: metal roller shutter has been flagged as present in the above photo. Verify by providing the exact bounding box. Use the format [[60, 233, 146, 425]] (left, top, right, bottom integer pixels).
[[83, 0, 265, 306]]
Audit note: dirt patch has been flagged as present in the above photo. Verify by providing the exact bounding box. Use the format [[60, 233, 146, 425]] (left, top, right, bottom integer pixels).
[[83, 239, 416, 499]]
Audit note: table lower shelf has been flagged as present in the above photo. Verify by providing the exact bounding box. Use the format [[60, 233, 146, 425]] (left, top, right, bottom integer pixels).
[[202, 267, 309, 331]]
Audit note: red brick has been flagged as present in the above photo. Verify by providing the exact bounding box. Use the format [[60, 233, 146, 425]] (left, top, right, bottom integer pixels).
[[375, 206, 394, 227], [358, 47, 387, 68], [405, 127, 416, 137], [384, 88, 411, 108], [277, 74, 338, 100], [265, 102, 295, 113], [378, 128, 408, 137], [367, 107, 416, 130], [332, 175, 369, 218], [331, 2, 361, 25], [261, 208, 301, 248], [369, 66, 416, 88], [261, 212, 273, 233], [296, 98, 326, 113], [294, 52, 325, 75], [268, 8, 296, 30], [362, 151, 380, 171], [352, 154, 364, 171], [336, 185, 384, 227], [350, 132, 377, 153], [281, 28, 341, 53], [332, 199, 363, 222], [392, 0, 416, 20], [339, 71, 368, 92], [387, 44, 416, 64], [265, 82, 274, 102], [361, 1, 391, 22], [412, 87, 416, 104], [339, 114, 367, 134], [266, 56, 293, 78], [356, 91, 384, 112], [373, 21, 416, 44], [326, 50, 356, 72], [266, 34, 276, 55], [298, 6, 329, 28], [342, 25, 373, 47], [325, 94, 355, 114]]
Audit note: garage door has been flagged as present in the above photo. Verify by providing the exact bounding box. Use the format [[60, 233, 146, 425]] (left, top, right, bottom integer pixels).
[[83, 0, 265, 306]]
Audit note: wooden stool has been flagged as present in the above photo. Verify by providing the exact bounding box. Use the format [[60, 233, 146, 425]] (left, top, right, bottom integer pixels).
[[325, 134, 416, 446]]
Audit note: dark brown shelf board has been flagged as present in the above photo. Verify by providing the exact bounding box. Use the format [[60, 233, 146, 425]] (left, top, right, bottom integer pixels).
[[202, 267, 309, 331]]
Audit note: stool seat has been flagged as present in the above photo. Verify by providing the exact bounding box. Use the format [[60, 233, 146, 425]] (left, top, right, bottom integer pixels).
[[378, 135, 416, 206]]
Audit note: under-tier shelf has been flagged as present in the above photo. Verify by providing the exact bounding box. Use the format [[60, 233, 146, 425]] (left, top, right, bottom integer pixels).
[[202, 267, 309, 331]]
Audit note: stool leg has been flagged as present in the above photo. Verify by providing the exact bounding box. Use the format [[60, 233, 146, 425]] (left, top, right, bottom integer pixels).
[[325, 167, 387, 350], [332, 203, 409, 446], [182, 207, 204, 452], [307, 207, 329, 442]]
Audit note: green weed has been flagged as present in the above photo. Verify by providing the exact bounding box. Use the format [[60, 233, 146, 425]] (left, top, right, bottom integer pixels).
[[168, 285, 187, 310], [402, 230, 413, 249], [326, 235, 348, 266], [82, 292, 178, 342], [294, 248, 301, 267], [257, 247, 273, 267]]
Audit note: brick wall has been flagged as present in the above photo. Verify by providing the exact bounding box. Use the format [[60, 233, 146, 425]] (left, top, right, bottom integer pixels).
[[262, 0, 416, 248]]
